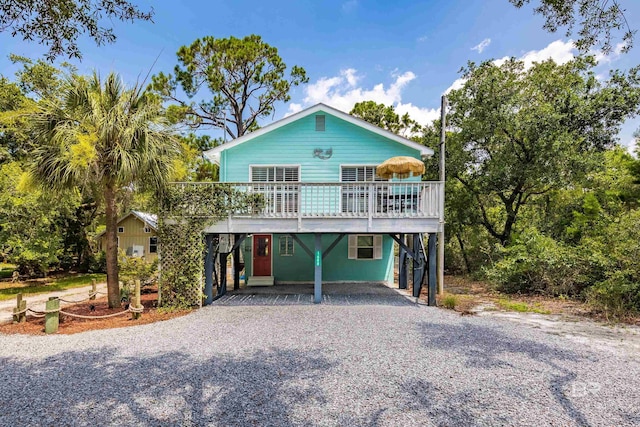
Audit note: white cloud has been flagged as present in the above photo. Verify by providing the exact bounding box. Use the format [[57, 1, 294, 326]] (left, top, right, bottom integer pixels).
[[519, 39, 575, 68], [444, 77, 466, 95], [290, 40, 586, 127], [287, 68, 439, 126], [590, 41, 627, 64], [417, 35, 428, 42], [626, 138, 638, 156], [445, 39, 577, 94], [287, 103, 303, 115], [471, 38, 491, 53], [343, 68, 359, 86], [395, 103, 439, 127]]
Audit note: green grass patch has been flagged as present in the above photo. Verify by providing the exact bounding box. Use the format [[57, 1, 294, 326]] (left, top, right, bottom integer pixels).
[[497, 298, 551, 314], [442, 294, 458, 310], [0, 273, 106, 301], [0, 263, 16, 279]]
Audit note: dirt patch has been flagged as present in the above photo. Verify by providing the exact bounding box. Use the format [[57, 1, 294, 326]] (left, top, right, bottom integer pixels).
[[429, 275, 640, 325], [0, 286, 191, 335]]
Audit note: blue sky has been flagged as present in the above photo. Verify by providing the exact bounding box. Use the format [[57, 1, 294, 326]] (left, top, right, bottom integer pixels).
[[1, 0, 638, 149]]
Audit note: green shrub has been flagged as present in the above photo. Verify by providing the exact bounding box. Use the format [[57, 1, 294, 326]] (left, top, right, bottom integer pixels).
[[485, 229, 588, 296], [118, 250, 158, 286], [588, 276, 640, 317], [586, 211, 640, 315], [88, 251, 107, 273], [442, 294, 458, 310]]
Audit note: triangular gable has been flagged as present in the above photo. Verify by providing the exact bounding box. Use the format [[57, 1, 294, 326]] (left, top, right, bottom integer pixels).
[[203, 103, 434, 165], [95, 211, 158, 238]]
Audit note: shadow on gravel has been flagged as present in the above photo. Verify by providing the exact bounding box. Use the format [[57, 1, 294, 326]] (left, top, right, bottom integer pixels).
[[0, 348, 332, 426], [401, 378, 502, 427], [416, 322, 595, 427]]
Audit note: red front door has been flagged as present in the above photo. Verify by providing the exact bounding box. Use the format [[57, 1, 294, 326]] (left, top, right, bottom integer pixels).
[[253, 234, 272, 276]]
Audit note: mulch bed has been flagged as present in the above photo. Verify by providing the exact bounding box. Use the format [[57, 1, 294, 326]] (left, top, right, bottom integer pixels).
[[0, 286, 191, 335]]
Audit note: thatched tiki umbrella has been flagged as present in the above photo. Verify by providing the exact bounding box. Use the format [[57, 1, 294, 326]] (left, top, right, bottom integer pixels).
[[376, 156, 425, 179]]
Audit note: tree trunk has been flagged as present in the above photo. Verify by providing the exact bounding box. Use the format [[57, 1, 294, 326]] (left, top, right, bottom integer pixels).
[[104, 184, 120, 308], [455, 232, 472, 274]]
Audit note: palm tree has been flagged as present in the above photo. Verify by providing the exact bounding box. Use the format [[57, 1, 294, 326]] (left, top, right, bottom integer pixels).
[[32, 72, 181, 308]]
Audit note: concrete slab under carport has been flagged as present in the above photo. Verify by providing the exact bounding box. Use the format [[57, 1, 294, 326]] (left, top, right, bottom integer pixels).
[[214, 282, 419, 306]]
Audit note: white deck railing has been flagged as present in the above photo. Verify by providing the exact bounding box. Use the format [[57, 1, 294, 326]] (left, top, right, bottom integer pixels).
[[172, 182, 443, 220]]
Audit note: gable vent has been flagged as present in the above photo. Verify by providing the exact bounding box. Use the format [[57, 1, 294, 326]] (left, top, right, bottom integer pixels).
[[315, 115, 325, 131]]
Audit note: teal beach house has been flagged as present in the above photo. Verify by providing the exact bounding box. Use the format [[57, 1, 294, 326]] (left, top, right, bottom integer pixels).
[[195, 103, 442, 304]]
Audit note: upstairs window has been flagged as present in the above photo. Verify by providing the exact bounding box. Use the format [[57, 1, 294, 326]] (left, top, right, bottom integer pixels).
[[315, 115, 325, 131], [341, 166, 386, 182], [118, 226, 124, 233], [251, 166, 299, 182]]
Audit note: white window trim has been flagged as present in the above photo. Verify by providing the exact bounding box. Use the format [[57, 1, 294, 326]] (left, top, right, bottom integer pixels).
[[348, 235, 383, 260], [279, 236, 294, 256], [248, 164, 301, 182], [340, 164, 389, 182]]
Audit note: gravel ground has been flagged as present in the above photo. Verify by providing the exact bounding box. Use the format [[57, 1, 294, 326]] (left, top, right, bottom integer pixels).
[[1, 284, 639, 426]]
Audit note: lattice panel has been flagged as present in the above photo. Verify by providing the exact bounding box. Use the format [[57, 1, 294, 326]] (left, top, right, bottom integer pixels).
[[158, 222, 205, 308], [157, 183, 265, 308]]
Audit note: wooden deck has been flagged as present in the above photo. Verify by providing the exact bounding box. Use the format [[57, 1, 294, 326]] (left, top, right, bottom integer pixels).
[[171, 182, 444, 233]]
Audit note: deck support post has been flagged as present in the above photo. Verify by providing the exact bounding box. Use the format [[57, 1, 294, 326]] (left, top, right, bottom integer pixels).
[[204, 234, 215, 305], [398, 233, 408, 289], [233, 234, 241, 290], [314, 233, 322, 304], [412, 233, 423, 298], [428, 233, 437, 306], [219, 251, 229, 297]]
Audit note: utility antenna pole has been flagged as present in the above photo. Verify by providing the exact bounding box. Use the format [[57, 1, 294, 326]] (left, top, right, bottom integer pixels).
[[222, 111, 227, 143], [437, 95, 447, 295]]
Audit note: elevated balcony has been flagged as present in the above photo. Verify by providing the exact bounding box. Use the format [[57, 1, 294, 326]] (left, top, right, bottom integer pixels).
[[173, 182, 444, 234]]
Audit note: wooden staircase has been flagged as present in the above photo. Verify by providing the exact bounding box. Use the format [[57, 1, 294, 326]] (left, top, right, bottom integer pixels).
[[247, 276, 275, 287]]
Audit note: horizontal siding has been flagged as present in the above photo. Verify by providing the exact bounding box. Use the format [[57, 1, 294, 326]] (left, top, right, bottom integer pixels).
[[243, 233, 394, 283], [223, 111, 423, 183], [99, 215, 158, 262]]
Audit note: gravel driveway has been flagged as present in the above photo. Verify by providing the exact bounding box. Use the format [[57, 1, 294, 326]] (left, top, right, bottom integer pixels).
[[0, 284, 638, 426]]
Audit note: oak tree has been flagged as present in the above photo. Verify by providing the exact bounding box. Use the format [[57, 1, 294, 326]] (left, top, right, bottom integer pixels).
[[150, 34, 308, 139], [446, 56, 640, 245], [0, 0, 153, 60], [509, 0, 635, 53]]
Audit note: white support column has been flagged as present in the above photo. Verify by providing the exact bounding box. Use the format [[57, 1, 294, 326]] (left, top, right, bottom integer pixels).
[[314, 233, 322, 304]]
